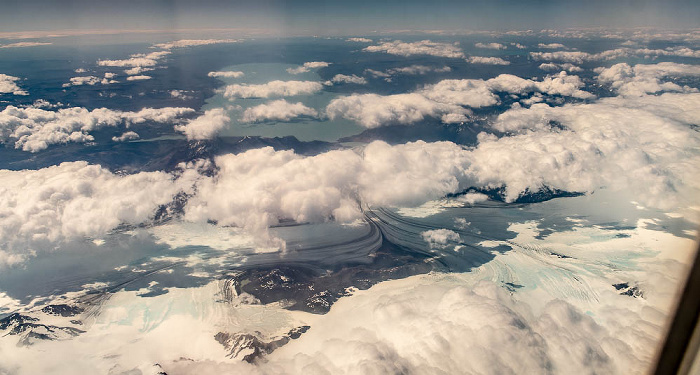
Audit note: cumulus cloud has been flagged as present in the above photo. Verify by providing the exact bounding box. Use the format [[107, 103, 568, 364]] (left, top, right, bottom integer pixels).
[[595, 62, 700, 96], [326, 93, 471, 128], [241, 100, 318, 123], [208, 71, 244, 79], [223, 80, 323, 100], [539, 62, 582, 72], [152, 39, 238, 50], [174, 108, 230, 140], [347, 37, 373, 43], [286, 61, 331, 75], [126, 75, 152, 81], [0, 162, 199, 267], [363, 40, 465, 58], [62, 76, 118, 87], [466, 56, 511, 65], [0, 41, 51, 48], [184, 140, 474, 237], [421, 229, 461, 249], [531, 46, 700, 63], [327, 72, 593, 128], [482, 93, 700, 206], [0, 74, 28, 95], [325, 74, 367, 85], [364, 66, 451, 82], [475, 42, 506, 50], [124, 66, 153, 76], [97, 51, 170, 68], [388, 65, 451, 75], [538, 43, 566, 49], [112, 131, 140, 142], [0, 105, 194, 152]]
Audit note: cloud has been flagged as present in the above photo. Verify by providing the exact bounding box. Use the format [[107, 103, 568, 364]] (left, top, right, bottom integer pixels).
[[510, 43, 526, 49], [325, 74, 367, 85], [482, 93, 700, 206], [208, 71, 244, 79], [538, 62, 582, 72], [126, 75, 152, 81], [0, 41, 51, 49], [475, 42, 506, 50], [531, 46, 700, 63], [174, 108, 230, 140], [421, 229, 461, 249], [0, 74, 28, 95], [327, 72, 593, 128], [347, 37, 373, 43], [538, 43, 566, 49], [124, 66, 153, 75], [0, 105, 194, 152], [223, 80, 323, 100], [286, 61, 331, 75], [97, 51, 170, 68], [388, 65, 451, 75], [0, 162, 200, 267], [183, 140, 474, 239], [326, 93, 471, 128], [152, 39, 238, 50], [62, 76, 118, 87], [241, 100, 318, 123], [466, 56, 511, 65], [363, 40, 465, 58], [112, 131, 139, 142], [595, 62, 700, 96]]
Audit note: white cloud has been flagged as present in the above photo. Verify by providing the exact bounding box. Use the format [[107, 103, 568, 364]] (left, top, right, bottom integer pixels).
[[74, 68, 88, 73], [326, 93, 471, 128], [0, 41, 51, 49], [207, 71, 245, 79], [124, 66, 153, 76], [0, 162, 198, 267], [184, 140, 474, 239], [174, 108, 230, 140], [421, 229, 461, 249], [388, 65, 451, 75], [538, 62, 583, 72], [104, 72, 116, 79], [223, 80, 323, 100], [466, 56, 511, 65], [482, 93, 700, 206], [152, 39, 238, 50], [325, 74, 367, 85], [286, 61, 331, 75], [538, 43, 566, 49], [112, 131, 140, 142], [327, 72, 593, 127], [241, 100, 318, 123], [97, 51, 170, 68], [531, 46, 700, 63], [126, 75, 152, 81], [0, 105, 194, 152], [346, 37, 373, 43], [0, 74, 27, 95], [510, 43, 526, 49], [363, 40, 465, 58], [475, 42, 506, 50], [595, 62, 700, 96], [62, 76, 118, 87]]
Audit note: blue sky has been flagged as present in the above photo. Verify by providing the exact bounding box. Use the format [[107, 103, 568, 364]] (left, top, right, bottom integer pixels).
[[1, 0, 699, 34]]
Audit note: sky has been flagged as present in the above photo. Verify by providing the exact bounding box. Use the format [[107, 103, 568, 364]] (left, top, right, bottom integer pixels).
[[0, 0, 699, 35]]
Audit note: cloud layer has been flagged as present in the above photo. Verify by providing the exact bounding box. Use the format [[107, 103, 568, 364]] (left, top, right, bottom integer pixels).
[[0, 106, 194, 152], [223, 81, 323, 100], [363, 40, 465, 58]]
